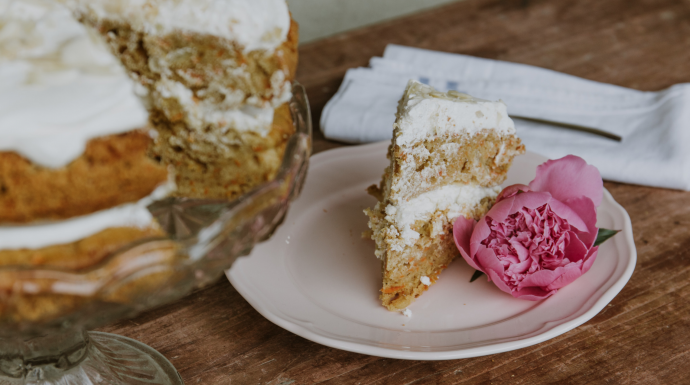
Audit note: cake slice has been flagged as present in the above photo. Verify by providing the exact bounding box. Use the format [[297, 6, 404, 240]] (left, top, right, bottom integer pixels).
[[365, 80, 525, 311]]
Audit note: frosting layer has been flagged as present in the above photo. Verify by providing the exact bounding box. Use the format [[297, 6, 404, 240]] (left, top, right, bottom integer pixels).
[[0, 0, 148, 168], [385, 183, 500, 247], [395, 80, 516, 147], [65, 0, 291, 53], [0, 179, 175, 250]]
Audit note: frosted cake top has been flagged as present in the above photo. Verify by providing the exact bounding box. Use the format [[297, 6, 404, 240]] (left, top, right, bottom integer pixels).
[[65, 0, 291, 53], [0, 0, 148, 168], [394, 80, 516, 147]]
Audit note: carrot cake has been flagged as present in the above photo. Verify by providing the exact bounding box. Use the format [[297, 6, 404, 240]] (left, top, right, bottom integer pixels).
[[68, 0, 299, 200], [0, 0, 299, 324], [365, 80, 525, 311], [0, 0, 297, 267]]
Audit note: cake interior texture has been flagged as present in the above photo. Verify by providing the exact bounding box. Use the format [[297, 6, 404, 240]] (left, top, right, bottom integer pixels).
[[365, 80, 525, 311], [0, 131, 167, 224], [74, 2, 300, 201]]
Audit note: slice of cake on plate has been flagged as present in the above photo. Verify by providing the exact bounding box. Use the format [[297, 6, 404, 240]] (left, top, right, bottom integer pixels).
[[365, 80, 525, 311]]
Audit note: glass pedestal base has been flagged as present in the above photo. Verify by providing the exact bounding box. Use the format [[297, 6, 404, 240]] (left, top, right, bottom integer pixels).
[[0, 332, 183, 385]]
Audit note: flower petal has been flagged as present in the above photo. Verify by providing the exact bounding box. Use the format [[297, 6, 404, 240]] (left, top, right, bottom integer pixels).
[[453, 216, 480, 270], [509, 238, 530, 261], [487, 268, 513, 295], [582, 246, 599, 275], [469, 215, 492, 258], [546, 198, 589, 233], [518, 267, 563, 289], [529, 155, 603, 207], [475, 246, 513, 294], [546, 262, 583, 290], [512, 287, 556, 300], [471, 191, 553, 256], [562, 230, 589, 263], [496, 184, 532, 203], [563, 197, 598, 248]]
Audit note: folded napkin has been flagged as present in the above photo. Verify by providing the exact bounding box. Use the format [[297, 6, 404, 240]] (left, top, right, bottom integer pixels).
[[321, 44, 690, 191]]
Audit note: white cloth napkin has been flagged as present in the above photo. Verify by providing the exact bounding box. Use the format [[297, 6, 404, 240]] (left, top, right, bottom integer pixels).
[[321, 44, 690, 191]]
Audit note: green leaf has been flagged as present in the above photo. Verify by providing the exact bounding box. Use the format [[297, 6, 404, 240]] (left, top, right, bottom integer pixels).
[[594, 228, 620, 247], [470, 270, 485, 282]]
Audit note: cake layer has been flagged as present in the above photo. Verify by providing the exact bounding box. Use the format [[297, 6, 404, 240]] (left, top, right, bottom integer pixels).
[[394, 81, 515, 148], [387, 81, 524, 204], [367, 198, 494, 311], [0, 226, 164, 270], [385, 184, 500, 248], [0, 131, 169, 223], [154, 103, 295, 200], [386, 131, 523, 204], [65, 0, 292, 53], [380, 234, 453, 311], [69, 0, 299, 201], [0, 176, 174, 252], [0, 233, 178, 324], [75, 10, 299, 135]]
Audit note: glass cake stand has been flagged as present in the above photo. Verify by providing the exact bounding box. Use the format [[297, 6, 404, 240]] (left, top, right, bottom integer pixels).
[[0, 84, 312, 385]]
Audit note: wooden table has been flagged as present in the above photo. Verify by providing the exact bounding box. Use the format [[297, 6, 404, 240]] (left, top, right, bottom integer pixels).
[[100, 0, 690, 383]]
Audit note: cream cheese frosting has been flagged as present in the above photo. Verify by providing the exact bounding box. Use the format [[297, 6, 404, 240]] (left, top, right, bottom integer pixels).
[[0, 179, 175, 250], [394, 80, 516, 148], [64, 0, 291, 53], [0, 0, 148, 168], [152, 76, 288, 138], [385, 183, 501, 248]]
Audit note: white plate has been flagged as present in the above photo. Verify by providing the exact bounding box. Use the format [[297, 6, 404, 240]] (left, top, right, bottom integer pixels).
[[227, 141, 636, 360]]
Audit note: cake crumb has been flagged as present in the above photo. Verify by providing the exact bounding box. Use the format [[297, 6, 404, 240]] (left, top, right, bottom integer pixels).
[[402, 308, 412, 317], [420, 276, 431, 286]]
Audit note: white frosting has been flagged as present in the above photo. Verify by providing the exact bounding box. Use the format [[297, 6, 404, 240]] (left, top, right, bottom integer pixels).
[[148, 40, 292, 138], [385, 184, 501, 247], [395, 80, 515, 147], [402, 308, 412, 317], [0, 0, 149, 168], [0, 179, 175, 250], [153, 77, 287, 138], [420, 276, 431, 286], [66, 0, 291, 53]]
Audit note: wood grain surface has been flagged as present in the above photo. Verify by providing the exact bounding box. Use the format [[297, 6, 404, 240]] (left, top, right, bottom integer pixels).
[[99, 0, 690, 383]]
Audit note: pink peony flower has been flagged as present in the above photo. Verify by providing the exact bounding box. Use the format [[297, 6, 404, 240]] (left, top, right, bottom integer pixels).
[[454, 155, 603, 300]]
